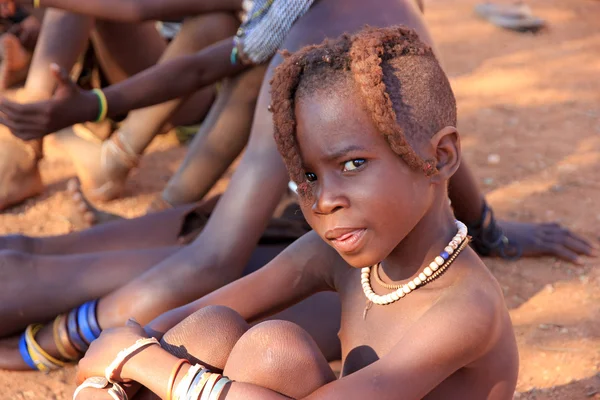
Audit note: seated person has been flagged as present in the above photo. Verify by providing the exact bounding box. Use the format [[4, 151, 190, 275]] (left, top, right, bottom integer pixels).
[[73, 26, 519, 400]]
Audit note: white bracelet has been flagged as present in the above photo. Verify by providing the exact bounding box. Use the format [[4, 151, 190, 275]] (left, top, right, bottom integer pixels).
[[105, 337, 160, 383], [73, 377, 109, 399]]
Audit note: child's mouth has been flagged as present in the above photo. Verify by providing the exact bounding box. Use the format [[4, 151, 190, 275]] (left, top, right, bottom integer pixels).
[[328, 229, 366, 253]]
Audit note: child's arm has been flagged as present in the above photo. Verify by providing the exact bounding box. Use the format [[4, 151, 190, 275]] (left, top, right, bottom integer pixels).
[[146, 231, 340, 338], [79, 274, 500, 399], [0, 38, 246, 140], [10, 0, 242, 22]]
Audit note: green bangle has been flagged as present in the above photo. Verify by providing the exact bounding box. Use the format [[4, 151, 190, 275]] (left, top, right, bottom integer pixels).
[[91, 88, 108, 122]]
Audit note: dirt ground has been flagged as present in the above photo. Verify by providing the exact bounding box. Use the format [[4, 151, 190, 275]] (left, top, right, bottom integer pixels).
[[0, 0, 599, 398]]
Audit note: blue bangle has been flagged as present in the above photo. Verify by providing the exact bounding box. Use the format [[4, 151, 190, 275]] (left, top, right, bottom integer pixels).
[[77, 302, 98, 344], [19, 333, 37, 370], [87, 300, 102, 338], [67, 308, 88, 353]]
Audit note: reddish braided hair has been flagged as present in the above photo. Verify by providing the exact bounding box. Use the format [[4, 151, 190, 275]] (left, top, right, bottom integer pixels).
[[270, 25, 456, 199]]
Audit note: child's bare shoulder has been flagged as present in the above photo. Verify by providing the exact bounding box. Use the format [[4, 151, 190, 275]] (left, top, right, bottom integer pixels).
[[426, 249, 508, 352]]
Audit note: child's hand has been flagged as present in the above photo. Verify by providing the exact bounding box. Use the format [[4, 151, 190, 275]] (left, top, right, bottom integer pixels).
[[0, 64, 99, 141], [76, 319, 150, 385]]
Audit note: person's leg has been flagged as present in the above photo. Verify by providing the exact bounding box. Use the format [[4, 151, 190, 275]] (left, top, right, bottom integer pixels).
[[0, 245, 180, 337], [158, 64, 267, 209], [69, 63, 266, 224], [0, 9, 93, 211], [54, 12, 240, 202], [0, 203, 196, 254], [137, 307, 335, 399]]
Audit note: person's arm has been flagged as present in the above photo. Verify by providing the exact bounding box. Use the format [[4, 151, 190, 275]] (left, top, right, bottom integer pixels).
[[11, 0, 242, 22], [145, 231, 340, 337], [80, 262, 501, 399], [75, 232, 339, 381], [0, 38, 246, 140]]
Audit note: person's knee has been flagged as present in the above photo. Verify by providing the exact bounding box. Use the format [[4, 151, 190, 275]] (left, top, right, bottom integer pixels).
[[224, 320, 335, 398], [161, 305, 249, 370]]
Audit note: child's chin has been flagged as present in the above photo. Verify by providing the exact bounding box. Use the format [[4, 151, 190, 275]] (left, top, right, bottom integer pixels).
[[339, 252, 380, 269]]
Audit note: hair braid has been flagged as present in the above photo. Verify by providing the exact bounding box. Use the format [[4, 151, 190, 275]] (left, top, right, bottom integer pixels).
[[349, 26, 437, 176]]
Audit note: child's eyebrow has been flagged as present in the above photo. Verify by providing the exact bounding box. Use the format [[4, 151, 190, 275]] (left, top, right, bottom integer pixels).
[[324, 145, 369, 162]]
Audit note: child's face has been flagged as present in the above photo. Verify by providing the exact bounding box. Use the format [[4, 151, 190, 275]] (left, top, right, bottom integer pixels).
[[294, 85, 435, 268]]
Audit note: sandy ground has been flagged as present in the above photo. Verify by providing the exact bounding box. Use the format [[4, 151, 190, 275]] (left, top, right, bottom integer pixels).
[[0, 0, 599, 398]]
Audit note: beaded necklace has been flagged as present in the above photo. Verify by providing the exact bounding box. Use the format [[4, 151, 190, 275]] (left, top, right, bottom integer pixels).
[[361, 220, 469, 319]]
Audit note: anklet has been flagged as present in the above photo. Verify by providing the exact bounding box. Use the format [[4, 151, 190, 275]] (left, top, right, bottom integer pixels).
[[18, 324, 65, 372], [53, 314, 80, 361], [361, 220, 468, 309]]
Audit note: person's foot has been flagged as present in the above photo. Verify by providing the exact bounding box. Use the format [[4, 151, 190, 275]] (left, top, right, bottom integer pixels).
[[66, 179, 122, 229], [493, 220, 598, 264], [0, 32, 31, 90], [53, 127, 138, 202], [0, 129, 43, 211]]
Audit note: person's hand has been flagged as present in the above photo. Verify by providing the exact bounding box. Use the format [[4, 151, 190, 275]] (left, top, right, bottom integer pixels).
[[498, 220, 598, 264], [0, 63, 99, 140], [76, 319, 150, 385]]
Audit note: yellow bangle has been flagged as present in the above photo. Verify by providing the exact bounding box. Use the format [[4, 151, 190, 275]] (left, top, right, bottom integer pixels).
[[25, 324, 66, 370], [91, 88, 108, 123], [33, 0, 41, 8]]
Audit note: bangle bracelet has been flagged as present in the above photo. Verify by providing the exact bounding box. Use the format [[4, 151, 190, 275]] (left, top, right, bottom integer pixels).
[[25, 324, 66, 370], [87, 299, 102, 337], [168, 359, 191, 400], [199, 373, 221, 400], [33, 0, 41, 8], [186, 370, 210, 400], [67, 307, 89, 353], [208, 377, 231, 400], [77, 301, 98, 344], [105, 337, 161, 383], [54, 314, 81, 361], [91, 88, 108, 122], [174, 364, 203, 400], [19, 332, 37, 370]]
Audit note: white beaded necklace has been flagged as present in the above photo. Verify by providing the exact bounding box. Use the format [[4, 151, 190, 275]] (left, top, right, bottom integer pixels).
[[361, 220, 469, 319]]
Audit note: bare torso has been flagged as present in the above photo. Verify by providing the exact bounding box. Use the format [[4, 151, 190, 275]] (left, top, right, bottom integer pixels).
[[334, 250, 519, 399]]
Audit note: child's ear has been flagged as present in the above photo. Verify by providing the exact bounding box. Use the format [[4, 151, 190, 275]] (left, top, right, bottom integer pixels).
[[429, 126, 460, 184]]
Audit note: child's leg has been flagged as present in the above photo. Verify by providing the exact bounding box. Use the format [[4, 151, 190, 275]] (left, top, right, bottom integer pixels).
[[0, 246, 179, 337], [158, 64, 267, 209], [0, 9, 93, 211], [223, 320, 336, 398], [54, 13, 240, 202], [70, 63, 266, 224], [0, 204, 196, 255], [160, 306, 335, 399]]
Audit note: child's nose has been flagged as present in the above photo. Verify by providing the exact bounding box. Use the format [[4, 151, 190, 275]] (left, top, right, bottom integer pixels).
[[312, 179, 348, 215]]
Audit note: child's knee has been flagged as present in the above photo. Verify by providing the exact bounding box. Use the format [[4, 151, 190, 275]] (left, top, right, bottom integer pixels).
[[224, 320, 335, 398], [161, 305, 249, 370]]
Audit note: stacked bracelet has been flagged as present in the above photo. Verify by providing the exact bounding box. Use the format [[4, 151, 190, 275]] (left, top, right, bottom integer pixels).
[[18, 324, 66, 373], [172, 363, 232, 400], [91, 88, 108, 123], [19, 300, 103, 371]]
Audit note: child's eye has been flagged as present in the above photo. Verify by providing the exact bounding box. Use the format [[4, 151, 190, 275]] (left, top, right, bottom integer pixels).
[[305, 172, 317, 182], [343, 159, 366, 172]]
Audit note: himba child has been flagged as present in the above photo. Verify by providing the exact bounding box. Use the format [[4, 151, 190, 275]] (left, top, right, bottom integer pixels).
[[71, 26, 519, 400], [1, 0, 593, 374]]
